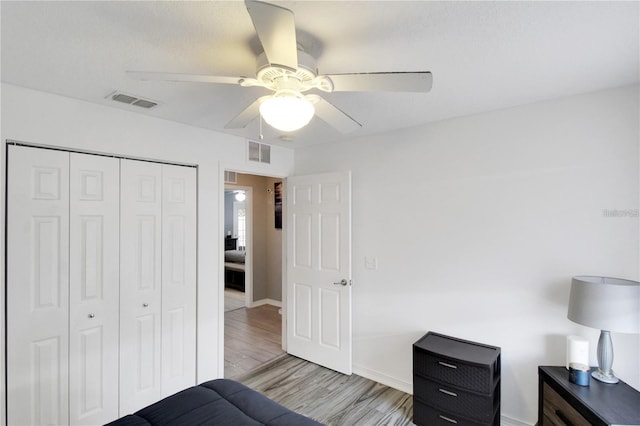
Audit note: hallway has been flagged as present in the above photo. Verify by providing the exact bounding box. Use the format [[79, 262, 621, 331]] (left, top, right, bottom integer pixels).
[[224, 297, 284, 379]]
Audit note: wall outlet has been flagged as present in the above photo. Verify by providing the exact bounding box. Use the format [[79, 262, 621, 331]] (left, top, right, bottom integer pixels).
[[364, 256, 378, 270]]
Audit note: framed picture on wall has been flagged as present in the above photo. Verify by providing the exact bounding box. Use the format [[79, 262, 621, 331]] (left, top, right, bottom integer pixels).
[[274, 182, 282, 229]]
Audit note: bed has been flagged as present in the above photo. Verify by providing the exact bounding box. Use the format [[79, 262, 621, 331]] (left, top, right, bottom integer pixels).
[[106, 378, 322, 425], [224, 249, 245, 291]]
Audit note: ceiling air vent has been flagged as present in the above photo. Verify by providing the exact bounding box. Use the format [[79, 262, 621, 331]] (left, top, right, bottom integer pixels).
[[247, 140, 271, 164], [108, 91, 159, 109]]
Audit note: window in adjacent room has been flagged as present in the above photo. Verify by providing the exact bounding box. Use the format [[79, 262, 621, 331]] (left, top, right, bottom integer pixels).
[[233, 191, 246, 250]]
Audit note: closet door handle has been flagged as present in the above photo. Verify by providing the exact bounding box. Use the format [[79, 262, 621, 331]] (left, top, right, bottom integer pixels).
[[88, 313, 95, 319], [143, 303, 149, 308]]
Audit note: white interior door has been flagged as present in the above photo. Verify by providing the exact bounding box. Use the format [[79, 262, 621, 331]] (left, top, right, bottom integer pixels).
[[69, 153, 120, 425], [119, 159, 163, 414], [161, 164, 197, 396], [7, 145, 71, 425], [286, 171, 352, 375]]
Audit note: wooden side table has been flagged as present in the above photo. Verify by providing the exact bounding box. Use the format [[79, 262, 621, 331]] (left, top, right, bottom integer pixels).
[[538, 366, 640, 425]]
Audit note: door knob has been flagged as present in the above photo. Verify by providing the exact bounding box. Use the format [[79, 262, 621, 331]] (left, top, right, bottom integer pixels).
[[143, 303, 149, 308], [333, 279, 348, 286], [88, 313, 95, 319]]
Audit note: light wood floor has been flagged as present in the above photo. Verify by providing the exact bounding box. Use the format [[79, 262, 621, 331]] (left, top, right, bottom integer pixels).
[[237, 354, 415, 426], [224, 294, 415, 425], [224, 288, 246, 312], [224, 301, 285, 380]]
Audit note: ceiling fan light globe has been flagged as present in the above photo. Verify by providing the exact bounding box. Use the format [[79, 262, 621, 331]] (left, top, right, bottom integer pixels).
[[259, 91, 315, 132]]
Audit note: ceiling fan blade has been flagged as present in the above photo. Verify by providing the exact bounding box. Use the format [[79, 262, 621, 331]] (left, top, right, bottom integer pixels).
[[127, 71, 243, 85], [225, 96, 269, 129], [245, 0, 298, 71], [310, 95, 362, 134], [325, 72, 433, 93]]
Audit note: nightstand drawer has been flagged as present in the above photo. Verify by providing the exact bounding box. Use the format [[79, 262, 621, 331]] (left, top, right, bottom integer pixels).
[[414, 399, 499, 426], [414, 375, 498, 423], [542, 382, 590, 426], [414, 351, 495, 394]]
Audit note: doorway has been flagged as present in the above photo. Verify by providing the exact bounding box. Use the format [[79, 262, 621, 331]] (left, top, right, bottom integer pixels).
[[223, 173, 285, 379], [223, 186, 251, 309]]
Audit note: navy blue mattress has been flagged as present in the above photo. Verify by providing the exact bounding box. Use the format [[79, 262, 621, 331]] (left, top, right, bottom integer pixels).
[[106, 379, 322, 426]]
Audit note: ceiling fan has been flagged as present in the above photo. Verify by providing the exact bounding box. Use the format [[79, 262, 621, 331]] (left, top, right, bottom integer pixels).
[[128, 0, 433, 134]]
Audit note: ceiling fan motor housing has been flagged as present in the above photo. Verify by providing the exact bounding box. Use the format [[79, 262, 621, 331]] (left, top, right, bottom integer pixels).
[[256, 50, 332, 93]]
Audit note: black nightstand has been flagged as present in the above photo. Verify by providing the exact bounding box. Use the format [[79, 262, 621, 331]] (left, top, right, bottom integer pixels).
[[538, 366, 640, 425], [413, 332, 501, 425], [225, 237, 237, 250]]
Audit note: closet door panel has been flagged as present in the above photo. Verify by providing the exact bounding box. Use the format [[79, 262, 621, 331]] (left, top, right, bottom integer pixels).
[[161, 165, 197, 396], [120, 159, 163, 415], [69, 153, 120, 425], [7, 145, 70, 425]]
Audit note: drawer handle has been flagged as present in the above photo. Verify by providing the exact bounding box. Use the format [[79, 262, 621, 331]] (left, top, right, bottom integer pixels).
[[438, 361, 457, 369], [439, 414, 458, 424], [438, 388, 458, 397], [555, 409, 573, 426]]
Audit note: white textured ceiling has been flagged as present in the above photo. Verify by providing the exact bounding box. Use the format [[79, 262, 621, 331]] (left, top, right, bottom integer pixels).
[[1, 1, 638, 148]]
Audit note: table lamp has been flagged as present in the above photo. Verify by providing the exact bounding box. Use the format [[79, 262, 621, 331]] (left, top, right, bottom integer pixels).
[[567, 276, 640, 384]]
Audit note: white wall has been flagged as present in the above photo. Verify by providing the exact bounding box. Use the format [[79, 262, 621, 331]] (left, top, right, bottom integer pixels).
[[293, 85, 639, 425], [2, 82, 638, 425], [0, 83, 294, 421]]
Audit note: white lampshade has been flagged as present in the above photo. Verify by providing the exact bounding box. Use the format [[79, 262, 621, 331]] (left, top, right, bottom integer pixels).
[[259, 90, 315, 132], [567, 275, 639, 384], [568, 276, 640, 334]]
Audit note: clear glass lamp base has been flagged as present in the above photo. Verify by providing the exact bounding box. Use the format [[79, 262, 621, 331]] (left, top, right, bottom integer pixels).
[[593, 330, 620, 384], [592, 369, 619, 384]]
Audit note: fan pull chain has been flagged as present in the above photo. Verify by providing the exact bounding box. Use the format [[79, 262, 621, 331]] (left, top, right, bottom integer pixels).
[[259, 114, 264, 140]]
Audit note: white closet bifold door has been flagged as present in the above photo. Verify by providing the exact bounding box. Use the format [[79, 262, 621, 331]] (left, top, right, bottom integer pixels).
[[119, 159, 163, 414], [7, 147, 198, 423], [161, 164, 197, 397], [69, 153, 120, 425], [7, 146, 71, 426]]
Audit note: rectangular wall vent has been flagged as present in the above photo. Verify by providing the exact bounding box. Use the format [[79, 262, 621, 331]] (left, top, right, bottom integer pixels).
[[108, 91, 159, 109], [224, 171, 237, 184], [247, 140, 271, 164]]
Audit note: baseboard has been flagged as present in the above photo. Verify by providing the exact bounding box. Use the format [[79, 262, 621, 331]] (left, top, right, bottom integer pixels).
[[500, 415, 533, 426], [352, 363, 413, 394], [250, 298, 282, 308]]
